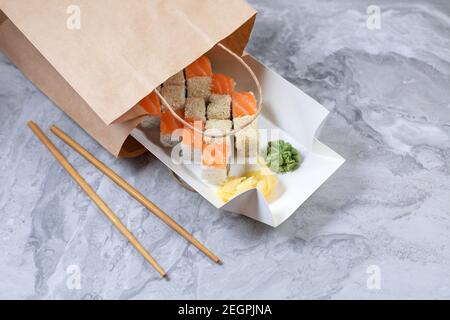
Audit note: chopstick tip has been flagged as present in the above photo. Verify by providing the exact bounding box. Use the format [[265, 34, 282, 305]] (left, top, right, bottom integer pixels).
[[50, 124, 58, 133]]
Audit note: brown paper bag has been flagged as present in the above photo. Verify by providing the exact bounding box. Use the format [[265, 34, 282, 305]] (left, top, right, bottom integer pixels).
[[0, 0, 256, 157]]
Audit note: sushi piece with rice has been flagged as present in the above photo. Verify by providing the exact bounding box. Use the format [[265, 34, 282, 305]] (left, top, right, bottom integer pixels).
[[202, 143, 230, 185], [139, 91, 161, 128], [182, 97, 207, 162], [206, 94, 231, 120], [233, 115, 258, 159], [232, 91, 259, 158], [211, 74, 235, 96], [181, 120, 204, 163], [184, 97, 206, 123], [232, 91, 257, 118], [164, 71, 185, 86], [159, 109, 184, 147], [185, 55, 213, 100], [204, 119, 232, 146], [160, 84, 186, 112]]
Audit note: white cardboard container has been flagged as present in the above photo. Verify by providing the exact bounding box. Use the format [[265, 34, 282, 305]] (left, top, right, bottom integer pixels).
[[132, 46, 345, 227]]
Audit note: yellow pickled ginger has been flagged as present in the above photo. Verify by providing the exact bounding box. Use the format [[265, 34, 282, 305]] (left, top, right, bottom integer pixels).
[[217, 159, 277, 202]]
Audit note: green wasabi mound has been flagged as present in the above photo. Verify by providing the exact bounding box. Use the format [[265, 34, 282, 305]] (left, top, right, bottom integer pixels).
[[265, 140, 302, 174]]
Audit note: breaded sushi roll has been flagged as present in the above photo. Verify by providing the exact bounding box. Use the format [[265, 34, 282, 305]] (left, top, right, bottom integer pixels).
[[187, 77, 212, 100], [184, 97, 206, 123], [185, 55, 213, 100], [233, 114, 258, 158], [233, 116, 258, 158], [159, 109, 184, 147], [206, 94, 231, 120], [164, 71, 185, 86], [232, 91, 259, 158], [139, 91, 161, 128], [160, 84, 186, 111]]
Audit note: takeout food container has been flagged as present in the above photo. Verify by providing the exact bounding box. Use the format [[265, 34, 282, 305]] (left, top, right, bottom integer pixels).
[[0, 0, 344, 227], [132, 45, 345, 227]]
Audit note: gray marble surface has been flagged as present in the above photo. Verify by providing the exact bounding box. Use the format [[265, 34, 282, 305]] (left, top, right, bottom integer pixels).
[[1, 0, 450, 299]]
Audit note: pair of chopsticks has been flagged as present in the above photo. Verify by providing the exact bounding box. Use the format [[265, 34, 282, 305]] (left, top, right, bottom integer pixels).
[[28, 121, 220, 278]]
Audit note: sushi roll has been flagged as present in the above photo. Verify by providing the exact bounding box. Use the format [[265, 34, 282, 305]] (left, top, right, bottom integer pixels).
[[185, 55, 213, 100], [184, 97, 206, 123], [160, 84, 186, 111], [164, 71, 185, 86], [231, 91, 257, 118], [204, 119, 232, 145], [181, 120, 204, 163], [233, 115, 257, 130], [185, 55, 213, 79], [211, 74, 235, 96], [202, 143, 229, 185], [139, 91, 161, 128], [232, 92, 259, 158], [160, 109, 184, 147], [187, 77, 212, 100], [234, 124, 259, 159], [206, 94, 231, 120]]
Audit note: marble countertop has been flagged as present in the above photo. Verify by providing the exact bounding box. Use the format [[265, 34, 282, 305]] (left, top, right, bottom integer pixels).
[[1, 0, 449, 299]]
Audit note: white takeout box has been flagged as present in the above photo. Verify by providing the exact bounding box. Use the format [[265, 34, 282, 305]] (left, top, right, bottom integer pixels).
[[132, 45, 345, 227]]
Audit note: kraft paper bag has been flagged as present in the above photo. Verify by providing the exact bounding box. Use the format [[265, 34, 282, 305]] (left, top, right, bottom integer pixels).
[[0, 0, 256, 157]]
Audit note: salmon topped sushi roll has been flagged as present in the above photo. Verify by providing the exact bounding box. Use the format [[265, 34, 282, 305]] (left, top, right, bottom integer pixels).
[[202, 143, 229, 185], [160, 109, 184, 147], [139, 91, 161, 128], [181, 120, 204, 163], [232, 92, 259, 159], [232, 91, 257, 118], [202, 143, 229, 167], [140, 91, 161, 116], [211, 74, 235, 96], [185, 55, 213, 79], [186, 55, 213, 100]]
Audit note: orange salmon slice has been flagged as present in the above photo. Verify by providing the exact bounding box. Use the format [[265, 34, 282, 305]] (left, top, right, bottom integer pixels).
[[185, 55, 213, 79], [232, 91, 257, 118], [160, 109, 184, 134], [139, 91, 161, 116], [211, 74, 235, 95], [202, 143, 228, 168], [182, 120, 204, 150]]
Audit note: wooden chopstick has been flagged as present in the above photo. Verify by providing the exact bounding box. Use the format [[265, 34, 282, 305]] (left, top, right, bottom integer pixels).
[[28, 121, 166, 277], [50, 125, 221, 264]]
